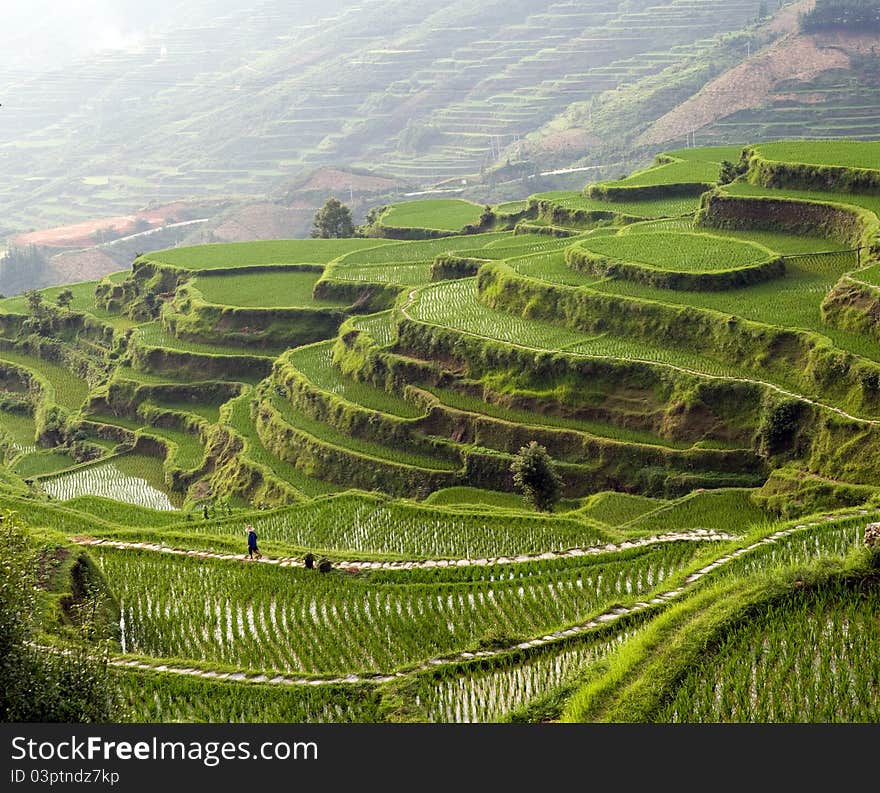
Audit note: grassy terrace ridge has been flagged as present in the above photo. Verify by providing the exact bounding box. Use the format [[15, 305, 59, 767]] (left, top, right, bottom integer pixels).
[[424, 385, 714, 450], [530, 191, 703, 219], [378, 199, 486, 232], [572, 230, 772, 272], [721, 182, 880, 219], [752, 140, 880, 171], [140, 239, 392, 270], [223, 393, 341, 499], [265, 393, 460, 472], [133, 322, 288, 358], [192, 270, 347, 308], [0, 348, 90, 411], [286, 342, 424, 419], [589, 248, 877, 360], [405, 278, 757, 380]]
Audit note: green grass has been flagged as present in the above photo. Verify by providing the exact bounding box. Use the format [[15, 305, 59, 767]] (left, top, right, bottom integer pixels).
[[12, 450, 77, 477], [426, 385, 698, 449], [423, 487, 533, 510], [622, 488, 767, 535], [62, 496, 185, 528], [142, 239, 389, 270], [146, 398, 226, 424], [575, 231, 770, 272], [224, 394, 341, 498], [0, 409, 37, 449], [753, 140, 880, 171], [192, 270, 346, 308], [380, 199, 485, 232], [141, 426, 205, 471], [268, 394, 459, 471], [286, 342, 424, 418], [576, 491, 668, 527], [0, 349, 90, 411]]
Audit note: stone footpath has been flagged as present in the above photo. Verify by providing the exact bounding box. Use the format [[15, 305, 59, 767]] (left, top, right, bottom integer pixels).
[[94, 511, 867, 687], [73, 529, 734, 572]]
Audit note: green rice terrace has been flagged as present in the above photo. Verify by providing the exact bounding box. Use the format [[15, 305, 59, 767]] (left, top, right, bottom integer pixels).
[[5, 139, 880, 724]]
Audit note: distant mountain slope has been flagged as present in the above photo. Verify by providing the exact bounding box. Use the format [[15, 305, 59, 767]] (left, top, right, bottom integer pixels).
[[514, 0, 880, 170], [0, 0, 778, 237]]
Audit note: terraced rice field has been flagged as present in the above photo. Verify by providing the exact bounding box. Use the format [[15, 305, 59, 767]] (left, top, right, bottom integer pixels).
[[142, 239, 388, 270], [379, 199, 485, 231], [193, 270, 345, 308], [657, 581, 880, 722], [575, 231, 770, 271], [6, 140, 880, 726], [287, 343, 424, 418], [532, 191, 702, 218], [753, 141, 880, 171], [42, 455, 181, 510], [99, 540, 704, 674]]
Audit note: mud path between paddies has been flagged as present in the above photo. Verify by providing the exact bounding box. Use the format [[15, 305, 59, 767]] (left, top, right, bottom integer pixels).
[[401, 288, 880, 427], [71, 529, 734, 573], [83, 511, 871, 687]]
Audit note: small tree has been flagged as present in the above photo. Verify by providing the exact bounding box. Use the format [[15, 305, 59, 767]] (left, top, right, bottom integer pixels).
[[311, 198, 355, 239], [510, 441, 563, 512], [56, 288, 74, 310], [718, 160, 740, 185], [24, 289, 45, 317]]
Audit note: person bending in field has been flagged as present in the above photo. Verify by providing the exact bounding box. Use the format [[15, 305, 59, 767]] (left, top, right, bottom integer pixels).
[[246, 525, 261, 560]]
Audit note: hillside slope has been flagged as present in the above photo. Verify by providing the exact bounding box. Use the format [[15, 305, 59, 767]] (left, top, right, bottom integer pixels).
[[0, 0, 784, 238]]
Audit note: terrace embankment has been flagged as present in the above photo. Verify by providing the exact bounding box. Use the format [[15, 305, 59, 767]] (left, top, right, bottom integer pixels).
[[475, 260, 880, 420]]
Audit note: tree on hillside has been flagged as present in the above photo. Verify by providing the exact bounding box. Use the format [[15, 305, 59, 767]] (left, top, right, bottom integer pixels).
[[56, 288, 74, 310], [311, 197, 355, 238], [510, 441, 563, 512], [25, 289, 49, 317], [718, 160, 740, 185]]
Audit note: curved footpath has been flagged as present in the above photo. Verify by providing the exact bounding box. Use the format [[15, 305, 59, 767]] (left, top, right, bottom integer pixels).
[[82, 509, 874, 687]]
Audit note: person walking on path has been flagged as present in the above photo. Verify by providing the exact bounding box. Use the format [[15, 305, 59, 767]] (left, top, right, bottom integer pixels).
[[246, 525, 261, 560]]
